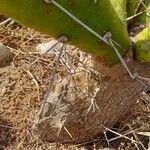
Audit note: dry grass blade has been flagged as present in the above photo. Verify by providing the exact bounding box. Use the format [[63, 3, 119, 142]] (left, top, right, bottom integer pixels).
[[104, 131, 110, 147], [23, 68, 40, 102], [4, 20, 15, 30], [138, 0, 147, 10], [126, 11, 145, 21], [128, 124, 147, 150], [105, 127, 141, 144], [0, 18, 11, 26], [136, 132, 150, 137], [0, 124, 21, 130]]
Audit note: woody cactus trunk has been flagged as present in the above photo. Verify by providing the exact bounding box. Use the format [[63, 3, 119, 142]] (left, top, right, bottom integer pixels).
[[0, 0, 150, 144]]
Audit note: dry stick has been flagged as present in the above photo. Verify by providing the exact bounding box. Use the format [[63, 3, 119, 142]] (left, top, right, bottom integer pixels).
[[38, 40, 66, 119], [136, 75, 150, 83], [108, 128, 139, 142], [66, 50, 102, 76], [86, 88, 100, 114], [105, 127, 141, 145], [104, 131, 110, 147], [4, 20, 15, 30], [128, 124, 147, 150], [51, 118, 74, 140], [138, 0, 147, 10], [54, 48, 72, 72], [23, 68, 40, 103], [126, 11, 145, 21], [21, 34, 36, 46], [8, 46, 52, 67], [138, 0, 150, 17], [133, 72, 150, 92], [0, 18, 11, 26], [0, 124, 21, 130], [38, 103, 70, 123], [63, 126, 74, 140], [6, 46, 26, 55]]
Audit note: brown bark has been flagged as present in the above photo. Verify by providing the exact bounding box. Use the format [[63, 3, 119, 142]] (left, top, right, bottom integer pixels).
[[34, 60, 150, 144]]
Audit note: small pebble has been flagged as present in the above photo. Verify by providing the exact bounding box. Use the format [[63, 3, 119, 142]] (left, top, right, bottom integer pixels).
[[0, 43, 14, 67]]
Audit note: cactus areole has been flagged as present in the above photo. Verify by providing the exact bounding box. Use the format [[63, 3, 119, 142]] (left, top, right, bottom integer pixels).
[[0, 0, 131, 64]]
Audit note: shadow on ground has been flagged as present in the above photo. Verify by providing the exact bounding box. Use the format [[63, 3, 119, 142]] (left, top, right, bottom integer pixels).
[[0, 117, 16, 149]]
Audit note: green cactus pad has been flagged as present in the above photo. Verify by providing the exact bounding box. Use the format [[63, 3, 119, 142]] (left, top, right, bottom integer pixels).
[[0, 0, 130, 64]]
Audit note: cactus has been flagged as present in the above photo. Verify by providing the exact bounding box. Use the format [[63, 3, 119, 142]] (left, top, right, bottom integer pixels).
[[127, 0, 139, 17], [0, 0, 150, 144], [134, 0, 150, 63], [0, 0, 130, 64], [134, 26, 150, 63], [110, 0, 127, 25]]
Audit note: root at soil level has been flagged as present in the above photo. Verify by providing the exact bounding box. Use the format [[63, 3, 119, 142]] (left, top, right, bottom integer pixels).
[[35, 60, 150, 144]]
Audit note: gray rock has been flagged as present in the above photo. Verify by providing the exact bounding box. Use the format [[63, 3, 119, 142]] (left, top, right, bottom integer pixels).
[[0, 43, 14, 67]]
